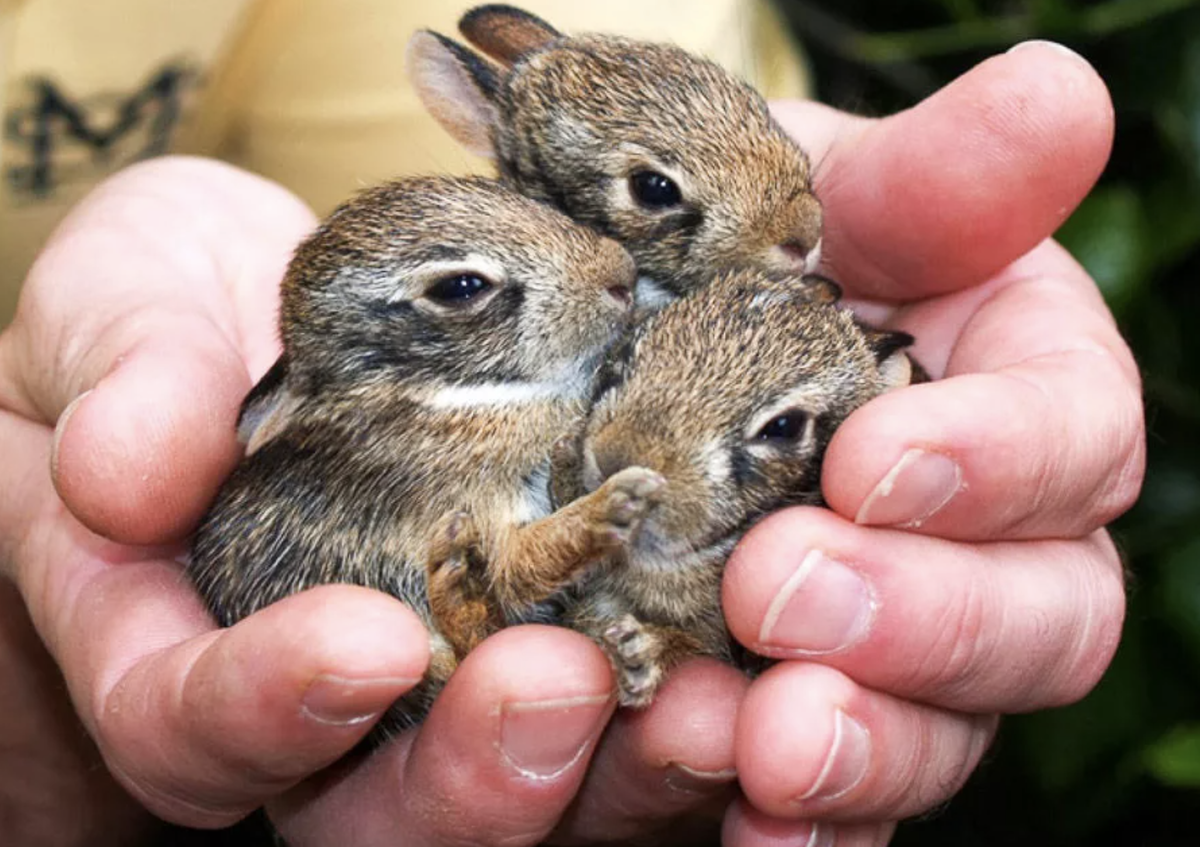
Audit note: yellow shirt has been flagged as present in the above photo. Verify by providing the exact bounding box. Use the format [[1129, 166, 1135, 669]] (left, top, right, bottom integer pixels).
[[0, 0, 810, 326]]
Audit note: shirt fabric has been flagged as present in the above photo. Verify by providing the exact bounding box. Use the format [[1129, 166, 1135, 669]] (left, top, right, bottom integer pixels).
[[0, 0, 811, 326]]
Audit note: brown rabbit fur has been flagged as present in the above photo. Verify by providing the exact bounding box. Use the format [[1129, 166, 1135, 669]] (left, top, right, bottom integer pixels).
[[432, 270, 915, 704], [189, 175, 663, 737], [559, 270, 916, 703], [407, 5, 824, 306]]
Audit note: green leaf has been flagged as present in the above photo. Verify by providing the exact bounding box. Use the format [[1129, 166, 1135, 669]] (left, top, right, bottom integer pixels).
[[1118, 458, 1200, 557], [1141, 175, 1200, 270], [1079, 0, 1200, 37], [1028, 0, 1074, 31], [1056, 184, 1145, 314], [1159, 535, 1200, 667], [1145, 724, 1200, 787], [1153, 24, 1200, 177], [1013, 621, 1152, 794]]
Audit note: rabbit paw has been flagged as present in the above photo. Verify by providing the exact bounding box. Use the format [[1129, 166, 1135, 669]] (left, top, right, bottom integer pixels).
[[594, 467, 665, 548], [428, 511, 487, 594], [603, 613, 665, 708], [427, 511, 498, 658], [549, 433, 584, 508]]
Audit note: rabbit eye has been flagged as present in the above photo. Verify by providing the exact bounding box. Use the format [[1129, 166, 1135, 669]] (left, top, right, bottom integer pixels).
[[629, 170, 682, 209], [755, 410, 808, 443], [424, 273, 493, 305]]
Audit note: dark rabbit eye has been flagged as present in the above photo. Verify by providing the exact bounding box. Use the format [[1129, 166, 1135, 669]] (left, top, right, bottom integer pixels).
[[425, 273, 492, 305], [629, 170, 682, 209], [755, 410, 808, 442]]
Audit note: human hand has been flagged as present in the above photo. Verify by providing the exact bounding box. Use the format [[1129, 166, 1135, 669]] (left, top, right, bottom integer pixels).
[[0, 40, 1140, 847], [712, 41, 1139, 845], [275, 44, 1141, 847], [0, 156, 746, 846]]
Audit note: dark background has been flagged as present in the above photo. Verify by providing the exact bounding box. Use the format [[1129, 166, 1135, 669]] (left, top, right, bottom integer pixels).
[[779, 0, 1200, 844]]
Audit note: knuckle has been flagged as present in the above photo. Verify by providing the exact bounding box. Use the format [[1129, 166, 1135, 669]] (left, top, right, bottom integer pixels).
[[1076, 360, 1146, 529], [1047, 535, 1127, 706], [103, 750, 250, 829], [1095, 399, 1146, 524], [906, 570, 995, 704], [1019, 437, 1062, 532], [987, 371, 1060, 536], [861, 713, 994, 822], [944, 713, 998, 796], [996, 350, 1146, 537], [864, 719, 930, 818]]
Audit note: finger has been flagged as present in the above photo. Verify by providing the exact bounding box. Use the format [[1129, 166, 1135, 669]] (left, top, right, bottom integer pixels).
[[272, 626, 616, 847], [723, 801, 896, 847], [0, 155, 315, 544], [550, 658, 748, 844], [4, 395, 431, 827], [773, 41, 1113, 299], [92, 586, 429, 826], [724, 507, 1126, 713], [6, 425, 427, 826], [49, 329, 252, 544], [876, 236, 1120, 379], [735, 662, 997, 823], [0, 413, 51, 571], [825, 242, 1144, 539]]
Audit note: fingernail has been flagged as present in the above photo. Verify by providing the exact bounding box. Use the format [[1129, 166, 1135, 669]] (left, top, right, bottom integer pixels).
[[1007, 39, 1088, 65], [499, 694, 613, 779], [855, 448, 962, 528], [804, 823, 837, 847], [50, 390, 92, 478], [795, 710, 871, 803], [758, 550, 874, 655], [664, 762, 738, 795], [301, 674, 415, 726]]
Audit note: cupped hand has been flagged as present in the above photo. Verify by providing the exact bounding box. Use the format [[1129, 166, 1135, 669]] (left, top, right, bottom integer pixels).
[[0, 157, 745, 846], [715, 41, 1139, 845], [0, 159, 428, 837], [0, 39, 1141, 847]]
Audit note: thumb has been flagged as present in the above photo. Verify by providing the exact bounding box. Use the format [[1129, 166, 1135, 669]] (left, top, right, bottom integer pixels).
[[50, 326, 251, 544], [773, 40, 1113, 300], [0, 156, 316, 544]]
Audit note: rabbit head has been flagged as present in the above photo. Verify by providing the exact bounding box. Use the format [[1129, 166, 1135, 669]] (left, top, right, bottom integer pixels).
[[280, 175, 636, 398], [407, 5, 822, 304], [575, 269, 913, 570]]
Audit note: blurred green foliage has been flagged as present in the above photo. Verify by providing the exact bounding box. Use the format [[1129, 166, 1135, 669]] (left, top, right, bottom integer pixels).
[[779, 0, 1200, 843]]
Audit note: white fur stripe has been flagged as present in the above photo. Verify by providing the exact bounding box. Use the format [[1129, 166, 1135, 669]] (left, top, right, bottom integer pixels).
[[426, 380, 564, 409], [805, 238, 824, 274]]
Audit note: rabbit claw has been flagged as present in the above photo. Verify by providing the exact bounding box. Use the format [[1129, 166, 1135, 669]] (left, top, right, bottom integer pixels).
[[428, 511, 486, 595], [603, 613, 665, 708], [427, 511, 502, 658]]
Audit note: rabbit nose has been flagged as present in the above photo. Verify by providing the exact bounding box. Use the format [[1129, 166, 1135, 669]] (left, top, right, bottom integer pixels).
[[592, 240, 637, 307], [606, 284, 634, 309], [773, 236, 822, 274], [594, 444, 636, 482]]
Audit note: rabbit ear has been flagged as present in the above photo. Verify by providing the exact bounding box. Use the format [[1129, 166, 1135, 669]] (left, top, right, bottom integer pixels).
[[407, 30, 502, 158], [238, 354, 305, 455], [743, 272, 843, 305], [459, 4, 562, 66], [799, 273, 843, 304], [866, 329, 916, 391]]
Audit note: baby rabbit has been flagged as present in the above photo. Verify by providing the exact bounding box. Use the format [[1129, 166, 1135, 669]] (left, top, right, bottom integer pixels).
[[428, 270, 914, 705], [407, 4, 823, 307], [189, 175, 660, 737]]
